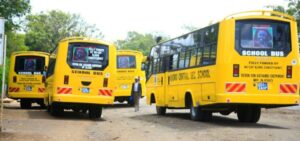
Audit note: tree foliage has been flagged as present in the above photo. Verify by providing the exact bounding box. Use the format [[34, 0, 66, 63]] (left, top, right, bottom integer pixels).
[[268, 0, 300, 29], [115, 31, 162, 56], [0, 0, 31, 31], [25, 10, 103, 52]]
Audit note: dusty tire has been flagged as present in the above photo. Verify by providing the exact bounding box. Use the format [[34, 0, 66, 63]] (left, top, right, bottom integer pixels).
[[50, 103, 63, 116], [190, 105, 211, 121], [20, 99, 31, 109], [156, 106, 166, 115], [250, 106, 261, 123], [237, 105, 253, 122], [89, 106, 102, 119]]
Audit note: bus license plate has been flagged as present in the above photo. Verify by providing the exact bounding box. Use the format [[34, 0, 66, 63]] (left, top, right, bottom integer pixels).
[[25, 86, 32, 91], [82, 88, 90, 93], [258, 82, 268, 90]]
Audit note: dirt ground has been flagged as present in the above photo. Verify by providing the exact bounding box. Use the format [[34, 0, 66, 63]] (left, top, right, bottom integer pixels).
[[1, 98, 300, 141]]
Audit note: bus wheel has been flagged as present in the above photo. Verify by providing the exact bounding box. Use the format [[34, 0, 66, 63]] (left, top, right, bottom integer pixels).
[[237, 105, 256, 122], [250, 106, 261, 123], [156, 106, 166, 115], [50, 103, 63, 116], [190, 105, 212, 121], [89, 106, 102, 119], [47, 105, 51, 113], [20, 99, 31, 109]]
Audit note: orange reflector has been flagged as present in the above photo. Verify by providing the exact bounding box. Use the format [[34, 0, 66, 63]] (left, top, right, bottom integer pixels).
[[225, 83, 246, 93], [57, 87, 72, 94], [280, 84, 297, 94], [99, 89, 113, 96]]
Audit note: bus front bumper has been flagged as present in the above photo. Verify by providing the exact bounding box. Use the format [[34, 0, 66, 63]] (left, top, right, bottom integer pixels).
[[52, 94, 114, 105]]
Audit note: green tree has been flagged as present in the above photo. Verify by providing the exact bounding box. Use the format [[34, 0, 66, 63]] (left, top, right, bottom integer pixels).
[[25, 10, 103, 52], [0, 0, 31, 31], [268, 0, 300, 29], [115, 31, 162, 56], [0, 0, 30, 93]]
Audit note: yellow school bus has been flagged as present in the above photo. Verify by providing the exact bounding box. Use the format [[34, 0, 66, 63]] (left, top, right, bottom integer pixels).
[[114, 50, 146, 105], [8, 51, 49, 109], [44, 37, 116, 119], [146, 10, 300, 123]]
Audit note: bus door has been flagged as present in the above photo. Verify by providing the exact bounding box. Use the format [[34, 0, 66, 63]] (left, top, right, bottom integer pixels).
[[154, 57, 167, 106]]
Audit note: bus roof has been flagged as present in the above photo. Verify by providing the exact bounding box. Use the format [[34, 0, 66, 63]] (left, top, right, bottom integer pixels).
[[11, 51, 49, 56], [224, 10, 295, 21], [117, 50, 143, 55], [148, 10, 293, 56], [59, 37, 113, 45]]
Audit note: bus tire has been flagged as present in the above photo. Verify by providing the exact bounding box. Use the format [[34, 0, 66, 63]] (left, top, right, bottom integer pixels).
[[190, 105, 212, 121], [50, 103, 63, 116], [156, 106, 166, 115], [20, 99, 31, 109], [237, 105, 252, 122], [250, 106, 261, 123], [89, 106, 102, 119], [47, 105, 51, 113]]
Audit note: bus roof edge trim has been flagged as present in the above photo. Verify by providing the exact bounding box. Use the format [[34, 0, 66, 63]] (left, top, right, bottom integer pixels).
[[224, 10, 295, 21]]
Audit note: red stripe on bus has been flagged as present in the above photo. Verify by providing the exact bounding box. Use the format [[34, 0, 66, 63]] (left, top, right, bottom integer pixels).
[[99, 89, 106, 96], [58, 88, 66, 94], [226, 83, 232, 89], [280, 85, 288, 93], [285, 84, 296, 93], [236, 84, 246, 92], [64, 88, 72, 94], [292, 84, 298, 91], [228, 84, 240, 92], [104, 90, 112, 96]]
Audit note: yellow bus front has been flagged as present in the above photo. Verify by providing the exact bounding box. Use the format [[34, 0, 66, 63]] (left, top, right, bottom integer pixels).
[[8, 51, 49, 108], [215, 11, 300, 106], [114, 50, 146, 104]]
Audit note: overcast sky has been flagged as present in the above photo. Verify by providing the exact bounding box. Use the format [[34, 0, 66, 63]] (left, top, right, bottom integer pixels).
[[30, 0, 287, 41]]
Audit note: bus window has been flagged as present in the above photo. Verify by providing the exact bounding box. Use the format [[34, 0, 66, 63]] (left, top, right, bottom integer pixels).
[[15, 56, 45, 75], [117, 56, 136, 68], [189, 48, 197, 67], [235, 20, 291, 56], [46, 59, 56, 78], [185, 50, 191, 68], [172, 54, 179, 70], [67, 43, 108, 70], [179, 52, 185, 69]]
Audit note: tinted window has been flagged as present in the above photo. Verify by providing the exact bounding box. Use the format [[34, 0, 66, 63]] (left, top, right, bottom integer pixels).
[[117, 55, 136, 69], [235, 20, 291, 57], [47, 59, 56, 77], [15, 56, 45, 75], [67, 43, 108, 70]]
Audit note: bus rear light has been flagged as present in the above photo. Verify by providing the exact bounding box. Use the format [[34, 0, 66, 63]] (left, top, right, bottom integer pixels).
[[13, 76, 17, 83], [233, 64, 239, 77], [286, 66, 292, 78], [64, 75, 69, 84], [103, 78, 108, 87]]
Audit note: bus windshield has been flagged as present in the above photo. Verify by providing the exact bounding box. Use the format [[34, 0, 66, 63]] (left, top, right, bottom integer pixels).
[[235, 20, 291, 57], [67, 43, 108, 70], [117, 55, 136, 69], [15, 56, 45, 75]]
